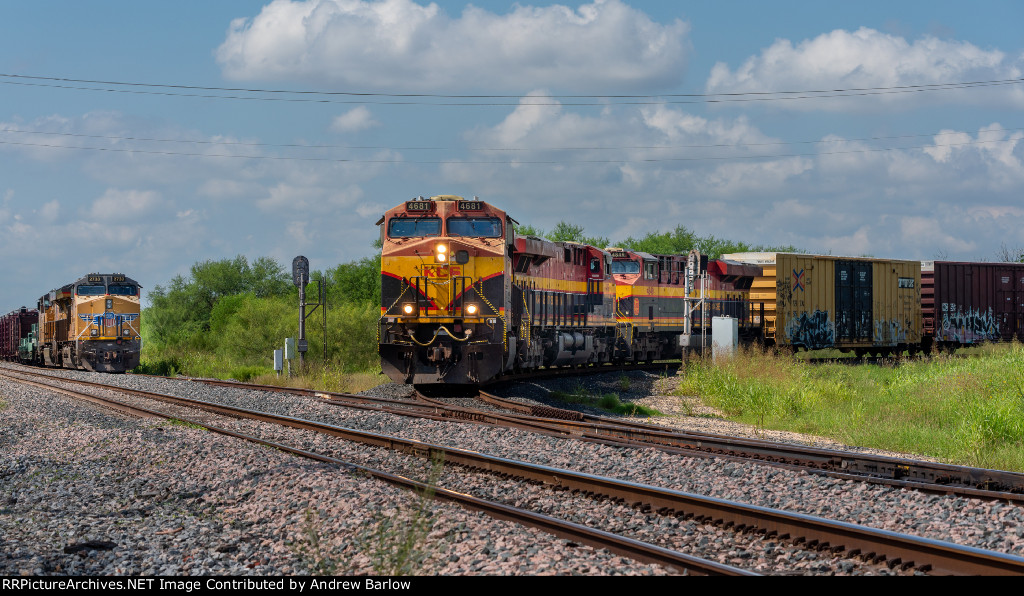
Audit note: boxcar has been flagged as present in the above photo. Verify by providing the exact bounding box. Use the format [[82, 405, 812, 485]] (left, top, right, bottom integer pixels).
[[922, 261, 1024, 350], [0, 307, 37, 363], [724, 253, 923, 356]]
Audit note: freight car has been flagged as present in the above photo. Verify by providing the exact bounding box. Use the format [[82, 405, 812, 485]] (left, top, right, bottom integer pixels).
[[0, 307, 38, 364], [922, 261, 1024, 352], [724, 252, 923, 357], [31, 273, 142, 373], [377, 195, 756, 386]]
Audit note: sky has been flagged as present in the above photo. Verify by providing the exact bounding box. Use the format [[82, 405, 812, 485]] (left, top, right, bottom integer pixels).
[[1, 0, 1023, 309]]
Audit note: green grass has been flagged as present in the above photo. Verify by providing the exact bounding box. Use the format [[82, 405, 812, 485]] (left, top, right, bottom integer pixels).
[[550, 386, 662, 417], [676, 343, 1024, 471], [134, 346, 388, 394]]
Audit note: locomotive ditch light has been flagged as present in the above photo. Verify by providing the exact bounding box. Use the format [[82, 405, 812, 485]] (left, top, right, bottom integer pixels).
[[465, 303, 479, 315], [90, 329, 98, 337], [402, 303, 418, 316]]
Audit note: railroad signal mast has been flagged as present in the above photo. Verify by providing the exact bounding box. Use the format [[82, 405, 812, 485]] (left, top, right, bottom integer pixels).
[[292, 255, 327, 370]]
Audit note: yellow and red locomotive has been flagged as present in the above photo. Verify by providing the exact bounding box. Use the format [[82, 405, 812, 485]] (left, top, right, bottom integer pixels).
[[378, 196, 514, 385], [378, 196, 759, 387]]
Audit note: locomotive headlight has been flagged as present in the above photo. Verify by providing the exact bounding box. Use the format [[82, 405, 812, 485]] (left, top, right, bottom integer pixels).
[[465, 303, 479, 315], [436, 244, 448, 262], [436, 252, 447, 262]]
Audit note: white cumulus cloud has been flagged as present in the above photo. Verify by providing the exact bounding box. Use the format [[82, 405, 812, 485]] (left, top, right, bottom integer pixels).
[[706, 27, 1024, 110], [216, 0, 691, 92], [90, 189, 163, 220], [330, 106, 379, 133]]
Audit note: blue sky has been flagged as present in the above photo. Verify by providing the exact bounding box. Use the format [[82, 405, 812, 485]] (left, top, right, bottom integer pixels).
[[1, 0, 1023, 309]]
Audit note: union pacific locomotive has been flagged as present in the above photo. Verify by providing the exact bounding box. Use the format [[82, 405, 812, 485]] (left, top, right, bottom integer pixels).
[[377, 195, 756, 387], [0, 273, 142, 373]]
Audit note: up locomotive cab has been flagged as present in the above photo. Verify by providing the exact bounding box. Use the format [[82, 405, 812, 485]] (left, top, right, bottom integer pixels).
[[36, 273, 142, 373], [378, 196, 514, 386]]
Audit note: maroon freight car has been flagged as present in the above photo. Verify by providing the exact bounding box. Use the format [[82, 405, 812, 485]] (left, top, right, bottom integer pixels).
[[0, 307, 37, 362], [922, 261, 1024, 350]]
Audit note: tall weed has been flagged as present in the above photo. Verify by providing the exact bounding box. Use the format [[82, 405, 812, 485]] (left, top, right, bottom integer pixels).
[[677, 343, 1024, 471]]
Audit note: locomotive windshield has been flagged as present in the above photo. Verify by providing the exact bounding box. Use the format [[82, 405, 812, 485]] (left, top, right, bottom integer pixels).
[[388, 217, 441, 238], [76, 285, 106, 296], [447, 217, 502, 238], [611, 260, 640, 274], [108, 285, 137, 296]]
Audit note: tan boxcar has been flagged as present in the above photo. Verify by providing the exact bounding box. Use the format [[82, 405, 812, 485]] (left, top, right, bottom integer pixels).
[[723, 253, 922, 355]]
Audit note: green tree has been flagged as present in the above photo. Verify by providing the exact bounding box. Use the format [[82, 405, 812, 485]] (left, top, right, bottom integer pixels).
[[322, 256, 381, 306], [144, 255, 290, 350]]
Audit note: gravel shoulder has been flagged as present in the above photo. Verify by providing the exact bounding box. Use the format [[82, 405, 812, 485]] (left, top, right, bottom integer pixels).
[[3, 364, 1018, 577]]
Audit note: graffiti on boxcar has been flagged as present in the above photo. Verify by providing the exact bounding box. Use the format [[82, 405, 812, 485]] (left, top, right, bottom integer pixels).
[[940, 303, 999, 343], [776, 277, 792, 310], [785, 310, 834, 349], [874, 318, 913, 345]]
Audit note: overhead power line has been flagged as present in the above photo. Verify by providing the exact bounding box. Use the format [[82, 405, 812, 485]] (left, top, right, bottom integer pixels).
[[1, 73, 1021, 106], [1, 125, 1020, 153], [0, 135, 1016, 165]]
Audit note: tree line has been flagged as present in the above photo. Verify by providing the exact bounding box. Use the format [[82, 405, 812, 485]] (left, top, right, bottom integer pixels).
[[139, 221, 795, 375]]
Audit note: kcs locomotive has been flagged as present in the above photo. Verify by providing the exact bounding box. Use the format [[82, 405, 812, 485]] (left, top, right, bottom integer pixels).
[[377, 196, 755, 387]]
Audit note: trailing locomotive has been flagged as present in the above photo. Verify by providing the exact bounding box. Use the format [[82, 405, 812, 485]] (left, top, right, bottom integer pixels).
[[377, 195, 755, 387], [2, 273, 142, 373]]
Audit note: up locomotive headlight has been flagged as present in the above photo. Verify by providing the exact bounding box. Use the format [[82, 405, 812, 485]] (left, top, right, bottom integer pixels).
[[465, 303, 479, 315], [436, 243, 448, 262]]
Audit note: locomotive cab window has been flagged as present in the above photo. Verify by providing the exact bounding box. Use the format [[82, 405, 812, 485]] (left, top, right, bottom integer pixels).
[[108, 285, 137, 296], [644, 262, 657, 280], [388, 217, 441, 238], [76, 285, 105, 296], [447, 217, 502, 238], [611, 260, 640, 274]]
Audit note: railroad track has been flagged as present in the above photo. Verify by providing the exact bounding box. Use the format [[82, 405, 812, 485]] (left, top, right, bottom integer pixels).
[[0, 367, 748, 576], [3, 367, 1024, 575], [132, 371, 1024, 503]]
